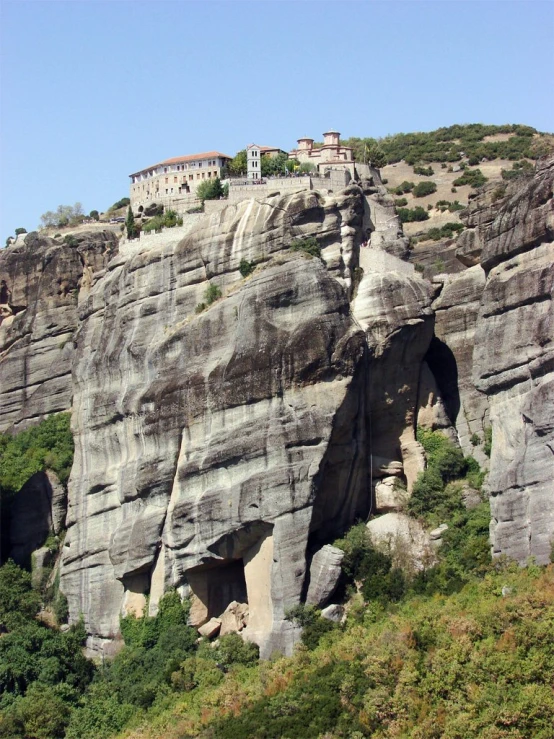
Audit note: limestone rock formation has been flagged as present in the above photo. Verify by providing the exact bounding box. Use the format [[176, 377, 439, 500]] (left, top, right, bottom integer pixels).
[[471, 157, 554, 564], [2, 158, 551, 658], [305, 545, 344, 607], [55, 184, 433, 658], [0, 231, 118, 432]]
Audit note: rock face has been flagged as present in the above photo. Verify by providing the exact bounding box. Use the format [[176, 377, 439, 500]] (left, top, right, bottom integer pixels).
[[471, 157, 554, 564], [1, 160, 552, 656], [56, 185, 432, 657], [0, 231, 118, 432]]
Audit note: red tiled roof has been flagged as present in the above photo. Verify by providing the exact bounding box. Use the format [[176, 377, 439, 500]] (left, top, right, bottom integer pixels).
[[130, 151, 232, 177]]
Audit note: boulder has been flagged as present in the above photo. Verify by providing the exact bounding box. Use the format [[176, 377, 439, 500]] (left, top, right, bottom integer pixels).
[[320, 604, 344, 623], [198, 618, 222, 638], [219, 601, 249, 636], [373, 476, 407, 513], [306, 545, 345, 607], [366, 513, 435, 571]]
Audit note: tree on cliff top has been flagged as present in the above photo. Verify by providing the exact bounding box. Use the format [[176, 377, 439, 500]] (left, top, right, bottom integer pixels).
[[197, 177, 224, 202], [125, 206, 138, 240]]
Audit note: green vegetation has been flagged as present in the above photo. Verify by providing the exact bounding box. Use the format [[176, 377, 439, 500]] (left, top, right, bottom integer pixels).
[[418, 222, 465, 241], [484, 426, 492, 457], [289, 236, 321, 258], [142, 209, 183, 233], [195, 282, 222, 313], [342, 123, 546, 166], [89, 210, 99, 221], [501, 159, 534, 180], [412, 180, 437, 197], [40, 203, 85, 229], [393, 197, 407, 207], [109, 197, 130, 212], [453, 168, 488, 188], [239, 258, 254, 277], [14, 228, 27, 236], [397, 206, 429, 223], [197, 177, 224, 202], [413, 165, 434, 176], [390, 180, 414, 195], [0, 413, 74, 498], [228, 150, 247, 176], [435, 199, 465, 212], [125, 206, 139, 240]]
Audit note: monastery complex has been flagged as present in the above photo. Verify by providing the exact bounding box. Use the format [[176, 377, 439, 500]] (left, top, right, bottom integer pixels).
[[129, 130, 371, 215]]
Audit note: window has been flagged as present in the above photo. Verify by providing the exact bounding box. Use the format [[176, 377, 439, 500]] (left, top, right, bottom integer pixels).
[[174, 176, 177, 183], [189, 174, 193, 181], [164, 167, 168, 173], [165, 177, 169, 184], [198, 162, 202, 167]]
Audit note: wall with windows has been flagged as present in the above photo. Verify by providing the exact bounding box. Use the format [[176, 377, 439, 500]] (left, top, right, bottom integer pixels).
[[130, 156, 229, 211]]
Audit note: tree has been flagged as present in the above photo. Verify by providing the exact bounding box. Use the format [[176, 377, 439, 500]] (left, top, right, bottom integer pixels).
[[89, 210, 99, 221], [14, 228, 27, 236], [261, 152, 291, 177], [228, 150, 247, 176], [197, 177, 224, 202], [367, 145, 387, 169], [125, 206, 138, 240]]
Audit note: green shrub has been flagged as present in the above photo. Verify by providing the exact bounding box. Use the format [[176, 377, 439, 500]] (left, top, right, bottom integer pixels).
[[204, 282, 222, 305], [393, 180, 415, 195], [213, 633, 259, 666], [397, 206, 429, 223], [0, 413, 74, 498], [408, 429, 468, 520], [89, 210, 99, 220], [239, 258, 254, 277], [0, 561, 41, 631], [412, 181, 437, 197], [109, 197, 130, 211], [289, 236, 321, 258], [195, 302, 206, 314], [453, 168, 488, 188], [14, 228, 27, 236], [285, 604, 336, 650], [197, 177, 224, 202], [413, 165, 434, 176], [394, 197, 408, 207], [483, 426, 492, 457]]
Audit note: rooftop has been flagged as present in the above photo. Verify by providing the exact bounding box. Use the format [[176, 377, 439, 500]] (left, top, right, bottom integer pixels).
[[130, 151, 232, 177]]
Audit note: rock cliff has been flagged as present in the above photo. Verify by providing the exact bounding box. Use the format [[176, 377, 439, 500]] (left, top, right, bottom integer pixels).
[[1, 161, 552, 656], [0, 231, 118, 432]]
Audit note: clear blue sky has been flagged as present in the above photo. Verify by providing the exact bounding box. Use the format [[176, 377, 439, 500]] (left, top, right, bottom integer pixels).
[[1, 0, 553, 238]]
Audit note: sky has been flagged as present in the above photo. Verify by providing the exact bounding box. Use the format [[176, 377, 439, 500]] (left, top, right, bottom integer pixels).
[[1, 0, 553, 238]]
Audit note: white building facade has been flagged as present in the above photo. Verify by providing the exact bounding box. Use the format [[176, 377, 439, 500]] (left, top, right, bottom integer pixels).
[[129, 151, 232, 211]]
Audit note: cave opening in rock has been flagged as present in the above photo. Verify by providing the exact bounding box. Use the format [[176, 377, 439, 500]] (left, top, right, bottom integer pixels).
[[424, 336, 461, 426], [187, 559, 248, 625]]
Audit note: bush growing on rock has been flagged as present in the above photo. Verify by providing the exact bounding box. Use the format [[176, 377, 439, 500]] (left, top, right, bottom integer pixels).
[[239, 258, 254, 277], [289, 236, 321, 258]]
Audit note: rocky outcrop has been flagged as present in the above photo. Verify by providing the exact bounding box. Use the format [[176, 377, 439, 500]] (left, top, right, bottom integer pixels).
[[57, 185, 432, 657], [2, 159, 552, 657], [0, 231, 118, 432], [471, 157, 554, 564], [431, 266, 489, 461]]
